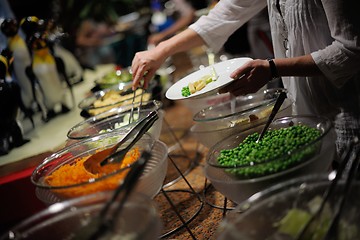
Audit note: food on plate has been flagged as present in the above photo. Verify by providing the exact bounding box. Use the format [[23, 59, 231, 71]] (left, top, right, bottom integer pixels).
[[89, 89, 151, 115], [181, 74, 214, 97], [44, 147, 140, 198], [217, 125, 321, 178]]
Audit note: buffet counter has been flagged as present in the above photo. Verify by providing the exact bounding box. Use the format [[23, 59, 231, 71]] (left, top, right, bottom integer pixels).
[[0, 64, 118, 232], [0, 48, 339, 239], [0, 98, 230, 240], [0, 52, 232, 239]]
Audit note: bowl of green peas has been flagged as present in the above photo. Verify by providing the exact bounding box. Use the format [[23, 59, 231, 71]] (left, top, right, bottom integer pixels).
[[204, 115, 336, 204], [190, 88, 293, 149]]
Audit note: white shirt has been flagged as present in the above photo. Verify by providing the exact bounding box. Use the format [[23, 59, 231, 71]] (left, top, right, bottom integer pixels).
[[189, 0, 360, 119]]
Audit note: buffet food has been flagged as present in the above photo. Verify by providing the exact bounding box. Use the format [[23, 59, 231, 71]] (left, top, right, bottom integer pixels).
[[32, 134, 168, 204], [217, 125, 322, 178], [44, 147, 140, 198], [190, 88, 293, 148], [68, 100, 163, 142], [205, 115, 335, 203], [95, 67, 132, 89], [276, 196, 357, 239], [229, 105, 273, 127], [89, 89, 151, 116], [97, 113, 139, 134], [216, 175, 360, 240]]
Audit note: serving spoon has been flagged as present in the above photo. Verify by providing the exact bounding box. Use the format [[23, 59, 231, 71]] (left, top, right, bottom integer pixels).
[[83, 110, 158, 174], [256, 91, 287, 143], [72, 151, 152, 240]]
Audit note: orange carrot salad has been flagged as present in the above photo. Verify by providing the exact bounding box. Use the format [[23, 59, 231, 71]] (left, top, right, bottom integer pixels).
[[45, 147, 141, 198]]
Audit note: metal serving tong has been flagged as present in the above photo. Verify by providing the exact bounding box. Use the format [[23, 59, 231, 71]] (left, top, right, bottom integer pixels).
[[73, 151, 152, 240], [129, 85, 145, 124], [295, 137, 360, 240], [100, 110, 158, 167], [84, 110, 158, 174], [256, 91, 287, 143], [128, 89, 137, 124]]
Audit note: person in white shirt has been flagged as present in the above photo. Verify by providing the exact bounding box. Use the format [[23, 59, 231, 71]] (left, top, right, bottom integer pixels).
[[131, 0, 360, 159]]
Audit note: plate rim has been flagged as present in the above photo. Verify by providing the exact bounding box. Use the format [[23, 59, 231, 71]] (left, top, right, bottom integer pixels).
[[165, 57, 253, 100]]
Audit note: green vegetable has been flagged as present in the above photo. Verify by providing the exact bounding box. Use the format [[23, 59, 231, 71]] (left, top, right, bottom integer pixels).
[[276, 208, 312, 238], [181, 74, 214, 97], [181, 86, 191, 97], [205, 76, 213, 84], [217, 125, 321, 178], [99, 70, 132, 86], [275, 196, 345, 240]]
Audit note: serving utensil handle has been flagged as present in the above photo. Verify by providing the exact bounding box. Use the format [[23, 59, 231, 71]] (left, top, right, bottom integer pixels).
[[100, 111, 158, 166], [295, 138, 358, 240], [90, 151, 152, 240], [256, 91, 286, 143]]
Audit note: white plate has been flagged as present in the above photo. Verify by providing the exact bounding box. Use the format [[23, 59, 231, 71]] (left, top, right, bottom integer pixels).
[[165, 57, 253, 100]]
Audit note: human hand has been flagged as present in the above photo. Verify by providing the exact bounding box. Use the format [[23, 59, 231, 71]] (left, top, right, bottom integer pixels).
[[219, 59, 272, 96], [131, 47, 167, 90]]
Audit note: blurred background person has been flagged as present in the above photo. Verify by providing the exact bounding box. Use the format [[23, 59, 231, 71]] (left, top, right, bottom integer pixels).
[[147, 0, 198, 47], [58, 0, 149, 69], [74, 18, 118, 69]]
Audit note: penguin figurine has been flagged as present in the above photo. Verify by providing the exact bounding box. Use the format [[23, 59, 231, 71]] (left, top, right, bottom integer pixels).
[[0, 49, 29, 155], [0, 18, 36, 125], [19, 16, 57, 121], [27, 32, 71, 121], [19, 16, 40, 48], [45, 19, 84, 86], [38, 18, 76, 108]]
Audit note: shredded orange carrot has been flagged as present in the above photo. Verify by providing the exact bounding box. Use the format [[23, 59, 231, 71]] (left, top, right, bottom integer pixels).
[[44, 147, 141, 199]]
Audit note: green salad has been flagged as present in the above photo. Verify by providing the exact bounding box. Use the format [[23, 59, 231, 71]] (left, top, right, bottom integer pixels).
[[275, 196, 358, 240], [97, 69, 132, 87]]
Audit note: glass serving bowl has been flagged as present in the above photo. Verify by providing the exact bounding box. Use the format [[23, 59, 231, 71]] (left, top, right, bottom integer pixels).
[[216, 174, 360, 240], [67, 100, 163, 144], [190, 88, 293, 148], [94, 66, 133, 90], [78, 87, 152, 117], [204, 115, 336, 204], [31, 132, 168, 205], [182, 92, 232, 115], [0, 192, 162, 240]]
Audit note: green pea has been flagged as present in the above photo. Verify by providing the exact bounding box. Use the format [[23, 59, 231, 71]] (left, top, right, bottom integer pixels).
[[218, 125, 322, 178]]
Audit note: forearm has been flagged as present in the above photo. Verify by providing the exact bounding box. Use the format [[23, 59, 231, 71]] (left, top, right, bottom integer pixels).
[[156, 28, 206, 58], [131, 28, 206, 89], [273, 55, 322, 77], [220, 55, 323, 96], [159, 13, 195, 40]]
